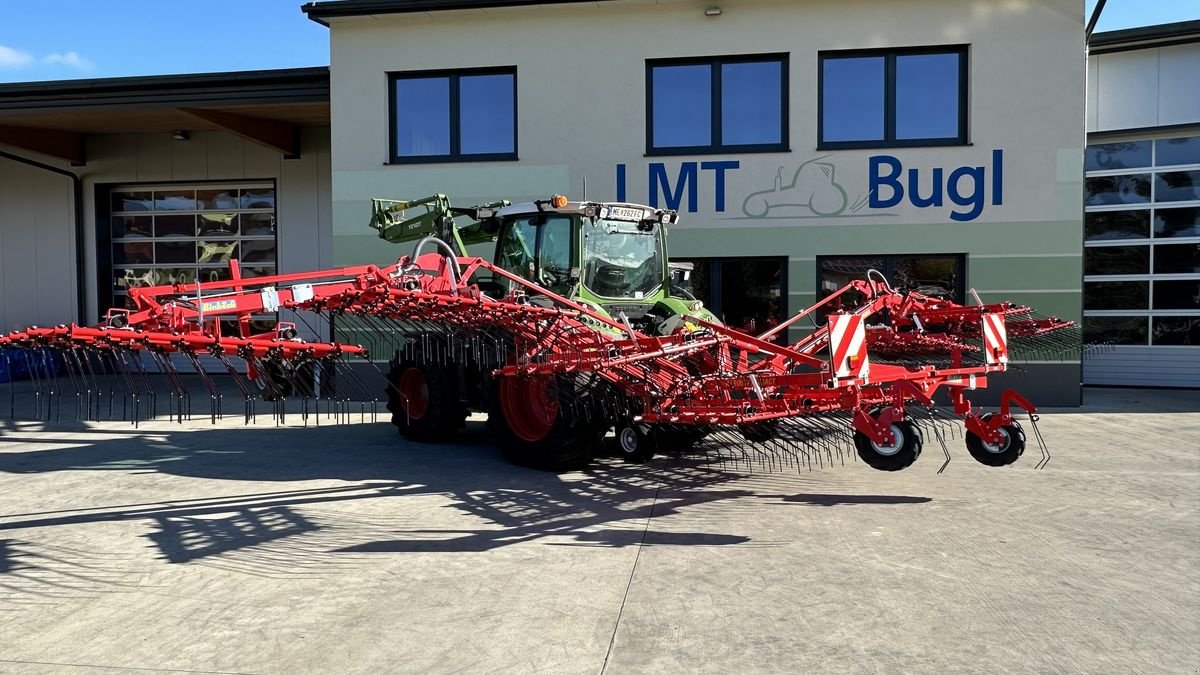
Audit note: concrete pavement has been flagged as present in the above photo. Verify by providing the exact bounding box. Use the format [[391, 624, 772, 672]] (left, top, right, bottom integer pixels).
[[0, 387, 1196, 673]]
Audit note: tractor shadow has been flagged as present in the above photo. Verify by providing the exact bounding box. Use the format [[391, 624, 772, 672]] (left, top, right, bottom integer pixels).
[[0, 418, 934, 567]]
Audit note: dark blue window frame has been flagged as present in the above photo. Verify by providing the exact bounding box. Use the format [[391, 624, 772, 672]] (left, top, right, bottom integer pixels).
[[388, 66, 518, 164], [646, 53, 790, 156], [818, 45, 969, 150]]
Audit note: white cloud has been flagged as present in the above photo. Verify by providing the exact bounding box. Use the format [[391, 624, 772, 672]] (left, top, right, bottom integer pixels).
[[44, 51, 94, 71], [0, 45, 35, 69]]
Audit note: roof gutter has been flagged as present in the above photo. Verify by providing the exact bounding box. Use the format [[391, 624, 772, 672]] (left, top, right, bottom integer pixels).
[[0, 149, 87, 326]]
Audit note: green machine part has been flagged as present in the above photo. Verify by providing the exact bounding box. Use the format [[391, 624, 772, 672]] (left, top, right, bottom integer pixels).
[[369, 194, 510, 257]]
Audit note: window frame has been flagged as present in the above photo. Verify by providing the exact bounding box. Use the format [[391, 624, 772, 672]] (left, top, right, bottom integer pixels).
[[817, 45, 969, 150], [387, 66, 518, 165], [645, 53, 790, 157]]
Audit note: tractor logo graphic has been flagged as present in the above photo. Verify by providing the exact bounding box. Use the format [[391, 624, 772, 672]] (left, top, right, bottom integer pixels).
[[739, 156, 868, 219]]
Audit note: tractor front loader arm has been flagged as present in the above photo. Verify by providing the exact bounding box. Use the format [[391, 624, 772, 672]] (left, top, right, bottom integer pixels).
[[370, 195, 511, 255]]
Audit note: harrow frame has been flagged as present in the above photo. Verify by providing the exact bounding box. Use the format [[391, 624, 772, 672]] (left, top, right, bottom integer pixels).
[[1, 240, 1074, 472]]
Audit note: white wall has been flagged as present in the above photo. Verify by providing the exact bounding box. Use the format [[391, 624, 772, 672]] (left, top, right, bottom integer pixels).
[[1088, 43, 1200, 132], [0, 159, 76, 331], [0, 127, 332, 332], [327, 0, 1085, 230]]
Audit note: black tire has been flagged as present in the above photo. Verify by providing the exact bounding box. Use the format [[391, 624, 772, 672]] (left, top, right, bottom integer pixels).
[[615, 422, 655, 464], [965, 414, 1026, 467], [739, 419, 779, 444], [853, 411, 922, 472], [487, 374, 599, 471], [650, 425, 710, 454], [385, 353, 465, 442], [256, 360, 294, 402]]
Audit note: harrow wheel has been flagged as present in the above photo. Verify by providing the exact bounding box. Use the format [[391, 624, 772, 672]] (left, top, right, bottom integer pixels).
[[965, 413, 1026, 467], [488, 374, 597, 471], [385, 353, 465, 442], [853, 410, 922, 472], [616, 422, 655, 464]]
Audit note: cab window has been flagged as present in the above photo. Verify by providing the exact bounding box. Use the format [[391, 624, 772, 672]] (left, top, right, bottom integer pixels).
[[496, 214, 574, 295]]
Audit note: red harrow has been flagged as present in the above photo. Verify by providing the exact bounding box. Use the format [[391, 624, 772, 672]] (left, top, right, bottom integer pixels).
[[1, 250, 1077, 472]]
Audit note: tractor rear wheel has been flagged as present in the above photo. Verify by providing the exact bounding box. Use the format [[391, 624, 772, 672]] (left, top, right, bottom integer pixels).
[[488, 374, 598, 470], [385, 354, 464, 441], [965, 413, 1026, 467], [853, 411, 922, 471]]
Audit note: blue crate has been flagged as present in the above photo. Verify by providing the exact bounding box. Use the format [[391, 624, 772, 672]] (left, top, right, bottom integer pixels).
[[0, 348, 63, 383]]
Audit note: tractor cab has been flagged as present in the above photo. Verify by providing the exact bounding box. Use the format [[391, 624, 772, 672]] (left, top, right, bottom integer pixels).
[[489, 197, 677, 316]]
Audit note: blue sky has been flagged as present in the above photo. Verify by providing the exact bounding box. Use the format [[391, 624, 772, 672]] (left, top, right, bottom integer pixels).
[[0, 1, 1196, 83]]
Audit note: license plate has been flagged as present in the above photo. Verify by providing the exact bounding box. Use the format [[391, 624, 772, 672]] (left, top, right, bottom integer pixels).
[[606, 206, 645, 221]]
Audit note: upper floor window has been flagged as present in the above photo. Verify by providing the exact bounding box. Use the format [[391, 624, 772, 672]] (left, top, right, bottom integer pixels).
[[819, 46, 967, 149], [388, 67, 517, 164], [647, 54, 788, 155]]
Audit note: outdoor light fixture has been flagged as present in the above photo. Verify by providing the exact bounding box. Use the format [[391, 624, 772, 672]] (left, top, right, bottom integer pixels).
[[171, 130, 190, 141], [705, 6, 721, 16]]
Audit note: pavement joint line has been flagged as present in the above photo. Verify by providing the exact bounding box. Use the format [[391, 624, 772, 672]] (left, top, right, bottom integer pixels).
[[0, 658, 256, 674], [600, 483, 661, 675]]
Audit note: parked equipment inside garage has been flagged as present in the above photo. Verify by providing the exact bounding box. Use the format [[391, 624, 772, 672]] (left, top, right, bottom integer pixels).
[[1, 194, 1078, 472]]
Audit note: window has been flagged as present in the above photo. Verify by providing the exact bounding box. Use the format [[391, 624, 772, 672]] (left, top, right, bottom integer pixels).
[[818, 254, 965, 317], [673, 258, 786, 340], [646, 54, 788, 155], [100, 182, 278, 332], [1082, 135, 1200, 346], [496, 214, 574, 296], [389, 67, 516, 163], [819, 46, 967, 149]]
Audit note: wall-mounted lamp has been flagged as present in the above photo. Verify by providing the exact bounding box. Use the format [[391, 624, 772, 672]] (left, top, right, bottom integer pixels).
[[171, 130, 190, 141], [704, 6, 721, 16]]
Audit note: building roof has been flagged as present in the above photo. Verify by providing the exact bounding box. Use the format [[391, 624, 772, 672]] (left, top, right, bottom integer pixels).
[[301, 0, 612, 24], [1091, 19, 1200, 53], [0, 67, 329, 111], [0, 67, 330, 164]]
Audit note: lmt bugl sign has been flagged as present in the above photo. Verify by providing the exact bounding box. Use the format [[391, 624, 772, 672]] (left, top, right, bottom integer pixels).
[[615, 148, 1004, 222]]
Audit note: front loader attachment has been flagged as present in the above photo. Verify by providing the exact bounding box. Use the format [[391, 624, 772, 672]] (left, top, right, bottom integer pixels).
[[1, 240, 1076, 473]]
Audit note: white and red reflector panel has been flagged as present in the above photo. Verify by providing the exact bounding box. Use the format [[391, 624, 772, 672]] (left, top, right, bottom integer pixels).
[[827, 314, 870, 380], [982, 312, 1009, 365]]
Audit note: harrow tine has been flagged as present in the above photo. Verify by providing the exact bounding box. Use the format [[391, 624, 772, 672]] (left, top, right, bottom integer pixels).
[[1028, 412, 1051, 470], [5, 350, 13, 420]]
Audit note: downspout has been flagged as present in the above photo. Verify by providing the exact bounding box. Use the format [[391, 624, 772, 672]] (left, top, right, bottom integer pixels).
[[0, 149, 87, 325]]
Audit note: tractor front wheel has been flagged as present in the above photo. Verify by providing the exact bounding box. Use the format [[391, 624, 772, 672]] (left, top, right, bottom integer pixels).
[[853, 411, 922, 471], [965, 413, 1026, 467], [385, 355, 464, 441], [488, 374, 597, 470]]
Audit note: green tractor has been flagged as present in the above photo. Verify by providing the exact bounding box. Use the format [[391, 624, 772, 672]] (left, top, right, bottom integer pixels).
[[369, 194, 718, 469]]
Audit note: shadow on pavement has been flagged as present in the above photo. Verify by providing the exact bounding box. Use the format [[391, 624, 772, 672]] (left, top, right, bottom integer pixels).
[[0, 419, 933, 565]]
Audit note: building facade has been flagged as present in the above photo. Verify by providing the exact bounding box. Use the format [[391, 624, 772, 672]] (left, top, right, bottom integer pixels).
[[1082, 21, 1200, 387], [309, 0, 1086, 403], [15, 0, 1186, 404]]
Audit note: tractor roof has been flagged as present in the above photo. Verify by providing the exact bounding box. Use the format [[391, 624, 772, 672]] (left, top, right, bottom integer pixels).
[[487, 199, 676, 228]]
